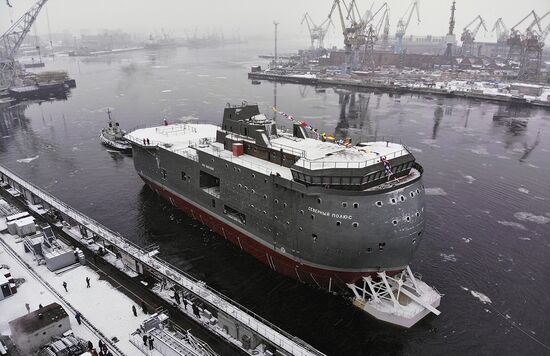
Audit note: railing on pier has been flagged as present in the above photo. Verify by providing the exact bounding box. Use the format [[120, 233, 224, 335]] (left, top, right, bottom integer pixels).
[[0, 164, 325, 356]]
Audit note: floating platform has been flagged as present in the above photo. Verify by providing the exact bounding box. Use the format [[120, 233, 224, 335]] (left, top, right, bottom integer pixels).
[[347, 267, 441, 328]]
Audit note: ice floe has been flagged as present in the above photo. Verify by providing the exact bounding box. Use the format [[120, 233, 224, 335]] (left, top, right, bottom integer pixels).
[[161, 89, 172, 93], [468, 146, 489, 155], [408, 147, 423, 153], [440, 253, 457, 262], [425, 187, 447, 196], [462, 237, 472, 243], [513, 212, 550, 224], [16, 155, 39, 163], [518, 187, 529, 194], [497, 221, 527, 230], [470, 290, 492, 304]]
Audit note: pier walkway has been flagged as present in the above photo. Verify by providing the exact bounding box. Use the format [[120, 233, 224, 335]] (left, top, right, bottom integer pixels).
[[0, 164, 325, 356]]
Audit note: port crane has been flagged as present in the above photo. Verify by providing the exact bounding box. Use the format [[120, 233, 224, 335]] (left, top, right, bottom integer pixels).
[[300, 12, 332, 49], [517, 10, 549, 80], [507, 10, 539, 61], [394, 0, 420, 54], [491, 18, 508, 58], [362, 3, 389, 69], [0, 0, 48, 89], [460, 15, 487, 57]]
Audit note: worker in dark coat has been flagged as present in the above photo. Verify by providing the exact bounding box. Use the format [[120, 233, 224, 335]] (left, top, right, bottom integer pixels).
[[63, 281, 68, 292], [132, 305, 137, 317], [86, 277, 91, 288], [183, 298, 188, 310], [148, 335, 154, 350], [87, 340, 93, 350], [98, 340, 104, 351], [75, 312, 82, 325], [174, 291, 180, 304]]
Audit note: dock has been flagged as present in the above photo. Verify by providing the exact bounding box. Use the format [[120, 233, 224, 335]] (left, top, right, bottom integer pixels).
[[247, 71, 550, 109], [0, 164, 326, 356]]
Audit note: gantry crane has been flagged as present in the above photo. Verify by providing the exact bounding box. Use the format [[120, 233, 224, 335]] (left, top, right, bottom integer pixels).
[[518, 10, 548, 80], [300, 12, 332, 49], [491, 18, 508, 58], [362, 3, 389, 69], [0, 0, 48, 89], [395, 0, 420, 54], [443, 0, 456, 58], [507, 10, 539, 61], [460, 15, 487, 57]]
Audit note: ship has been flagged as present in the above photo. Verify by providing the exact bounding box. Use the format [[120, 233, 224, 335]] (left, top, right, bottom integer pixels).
[[99, 109, 131, 152], [126, 103, 427, 293]]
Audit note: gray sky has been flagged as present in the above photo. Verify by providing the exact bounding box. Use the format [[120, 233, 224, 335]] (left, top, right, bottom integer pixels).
[[1, 0, 549, 45]]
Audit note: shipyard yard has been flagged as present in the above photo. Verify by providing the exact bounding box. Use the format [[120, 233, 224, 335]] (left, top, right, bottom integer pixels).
[[1, 0, 550, 356]]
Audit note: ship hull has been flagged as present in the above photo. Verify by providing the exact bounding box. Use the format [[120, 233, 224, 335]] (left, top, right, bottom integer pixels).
[[140, 173, 404, 292]]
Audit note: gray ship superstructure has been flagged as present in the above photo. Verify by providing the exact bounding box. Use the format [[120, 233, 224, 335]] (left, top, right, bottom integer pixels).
[[126, 103, 427, 293]]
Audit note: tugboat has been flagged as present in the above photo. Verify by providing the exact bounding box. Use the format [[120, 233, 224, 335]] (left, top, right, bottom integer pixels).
[[99, 109, 131, 152]]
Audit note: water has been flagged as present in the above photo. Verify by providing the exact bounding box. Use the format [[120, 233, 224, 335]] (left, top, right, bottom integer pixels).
[[1, 44, 549, 355]]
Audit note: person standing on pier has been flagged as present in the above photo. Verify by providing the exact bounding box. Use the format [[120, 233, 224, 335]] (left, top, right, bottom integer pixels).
[[86, 277, 91, 288], [25, 303, 30, 313], [75, 311, 82, 325], [142, 334, 148, 346], [183, 298, 188, 310], [148, 335, 154, 350], [174, 291, 180, 304], [132, 305, 137, 317], [63, 281, 68, 292]]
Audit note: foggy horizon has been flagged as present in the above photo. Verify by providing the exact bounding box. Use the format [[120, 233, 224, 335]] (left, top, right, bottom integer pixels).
[[1, 0, 549, 48]]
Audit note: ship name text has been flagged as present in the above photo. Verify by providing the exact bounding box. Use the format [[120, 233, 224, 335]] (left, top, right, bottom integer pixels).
[[308, 207, 353, 220]]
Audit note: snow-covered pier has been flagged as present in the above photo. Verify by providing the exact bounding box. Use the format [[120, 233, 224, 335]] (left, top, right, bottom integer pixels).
[[0, 164, 326, 356]]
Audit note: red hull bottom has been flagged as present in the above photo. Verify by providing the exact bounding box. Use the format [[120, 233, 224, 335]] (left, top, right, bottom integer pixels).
[[141, 175, 401, 292]]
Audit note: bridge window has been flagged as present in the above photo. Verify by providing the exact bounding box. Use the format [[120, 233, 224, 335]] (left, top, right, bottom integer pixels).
[[353, 203, 359, 208], [352, 222, 359, 227], [300, 210, 304, 215], [336, 221, 341, 226], [342, 202, 348, 207]]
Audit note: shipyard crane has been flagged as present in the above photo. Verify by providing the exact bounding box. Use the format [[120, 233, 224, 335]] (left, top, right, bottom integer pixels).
[[507, 10, 540, 61], [362, 3, 389, 69], [395, 0, 420, 54], [328, 0, 365, 74], [517, 10, 549, 80], [491, 18, 508, 43], [460, 15, 487, 57], [443, 0, 456, 58], [491, 18, 508, 58], [0, 0, 48, 89], [300, 12, 332, 49]]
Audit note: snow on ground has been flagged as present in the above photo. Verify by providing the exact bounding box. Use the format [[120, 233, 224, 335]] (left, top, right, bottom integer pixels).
[[0, 230, 148, 355]]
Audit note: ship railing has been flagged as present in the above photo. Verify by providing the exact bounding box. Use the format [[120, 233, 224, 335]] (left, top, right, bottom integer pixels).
[[294, 149, 408, 170], [0, 165, 326, 356], [200, 144, 275, 176], [270, 141, 307, 158]]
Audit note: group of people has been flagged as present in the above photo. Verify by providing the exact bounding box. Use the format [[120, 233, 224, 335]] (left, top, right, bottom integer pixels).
[[132, 300, 149, 317], [87, 339, 113, 356], [142, 333, 155, 351]]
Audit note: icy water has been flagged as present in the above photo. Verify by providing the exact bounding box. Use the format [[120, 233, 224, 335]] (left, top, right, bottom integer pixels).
[[1, 44, 549, 355]]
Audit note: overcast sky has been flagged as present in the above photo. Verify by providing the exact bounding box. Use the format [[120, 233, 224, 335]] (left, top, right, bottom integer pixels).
[[1, 0, 548, 46]]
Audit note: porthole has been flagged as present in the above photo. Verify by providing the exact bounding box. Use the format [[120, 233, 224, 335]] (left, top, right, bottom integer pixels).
[[237, 168, 241, 173], [391, 198, 396, 204], [412, 238, 417, 244], [274, 216, 278, 220], [342, 202, 348, 207], [336, 221, 341, 226], [300, 210, 304, 215], [410, 192, 415, 197], [416, 212, 420, 217], [299, 227, 303, 231], [406, 216, 410, 222], [251, 189, 255, 193], [417, 231, 422, 236], [283, 203, 287, 208], [392, 220, 398, 225], [400, 195, 405, 201], [286, 221, 290, 225], [244, 186, 248, 190], [352, 222, 359, 228], [233, 167, 237, 171], [317, 198, 322, 204], [353, 203, 359, 208], [311, 215, 315, 220], [416, 189, 420, 194], [263, 194, 267, 199], [211, 158, 214, 163], [238, 184, 242, 188], [376, 201, 383, 207], [225, 163, 228, 168], [312, 234, 318, 239], [252, 174, 255, 178], [274, 199, 279, 204]]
